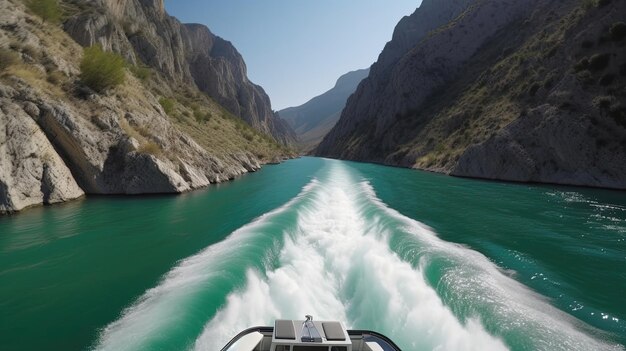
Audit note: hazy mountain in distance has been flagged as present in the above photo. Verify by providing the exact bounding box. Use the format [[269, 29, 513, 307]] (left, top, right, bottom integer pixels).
[[279, 68, 370, 150]]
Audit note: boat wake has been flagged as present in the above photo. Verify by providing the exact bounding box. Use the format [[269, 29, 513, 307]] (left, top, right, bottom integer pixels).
[[93, 160, 622, 351]]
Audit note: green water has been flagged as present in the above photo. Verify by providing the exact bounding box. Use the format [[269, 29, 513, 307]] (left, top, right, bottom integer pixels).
[[0, 157, 624, 350]]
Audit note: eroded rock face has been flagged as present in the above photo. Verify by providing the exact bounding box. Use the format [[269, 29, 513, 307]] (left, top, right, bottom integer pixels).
[[0, 96, 84, 213], [0, 0, 286, 213], [63, 0, 295, 144], [316, 0, 626, 190], [0, 73, 267, 214], [317, 0, 534, 155]]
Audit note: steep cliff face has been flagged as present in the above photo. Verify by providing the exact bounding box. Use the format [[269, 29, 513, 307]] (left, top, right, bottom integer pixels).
[[317, 0, 626, 190], [279, 68, 369, 150], [63, 0, 295, 144], [0, 0, 293, 213]]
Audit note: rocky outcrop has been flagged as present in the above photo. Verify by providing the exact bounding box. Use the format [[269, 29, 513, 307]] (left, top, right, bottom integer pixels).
[[279, 68, 369, 150], [0, 0, 292, 213], [317, 0, 626, 190], [318, 0, 535, 154], [0, 92, 84, 213], [63, 0, 295, 144]]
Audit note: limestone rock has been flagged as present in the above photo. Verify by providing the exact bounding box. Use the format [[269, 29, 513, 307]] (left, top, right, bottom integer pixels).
[[0, 100, 84, 213], [63, 0, 296, 144], [316, 0, 626, 190]]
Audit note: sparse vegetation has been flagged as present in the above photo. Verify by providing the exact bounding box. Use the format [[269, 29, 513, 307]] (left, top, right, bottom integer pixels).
[[159, 98, 175, 115], [130, 65, 151, 81], [0, 48, 20, 71], [25, 0, 62, 24], [137, 141, 162, 156], [80, 45, 126, 92], [46, 70, 66, 85], [194, 109, 211, 123]]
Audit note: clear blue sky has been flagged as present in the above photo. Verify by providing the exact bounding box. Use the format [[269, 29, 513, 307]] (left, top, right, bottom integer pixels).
[[164, 0, 420, 110]]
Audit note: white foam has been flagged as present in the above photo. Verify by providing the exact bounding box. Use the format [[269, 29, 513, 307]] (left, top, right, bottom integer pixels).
[[92, 180, 319, 351], [194, 162, 508, 350], [96, 160, 622, 351], [358, 172, 622, 351]]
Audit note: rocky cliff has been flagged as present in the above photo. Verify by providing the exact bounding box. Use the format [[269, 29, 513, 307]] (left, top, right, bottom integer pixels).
[[279, 68, 369, 150], [0, 0, 294, 213], [63, 0, 295, 144], [316, 0, 626, 190]]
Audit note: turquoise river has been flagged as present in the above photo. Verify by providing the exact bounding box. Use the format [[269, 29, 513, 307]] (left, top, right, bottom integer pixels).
[[0, 157, 625, 350]]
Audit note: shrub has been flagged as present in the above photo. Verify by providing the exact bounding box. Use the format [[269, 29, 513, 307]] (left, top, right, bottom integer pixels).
[[80, 45, 125, 92], [0, 48, 20, 71], [588, 53, 610, 71], [159, 98, 175, 115], [137, 141, 162, 156], [597, 0, 611, 7], [20, 44, 40, 61], [47, 70, 66, 85], [609, 22, 626, 41], [25, 0, 62, 24], [194, 110, 211, 123], [130, 65, 151, 81]]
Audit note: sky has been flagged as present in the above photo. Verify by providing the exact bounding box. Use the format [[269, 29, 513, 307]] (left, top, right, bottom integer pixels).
[[164, 0, 420, 110]]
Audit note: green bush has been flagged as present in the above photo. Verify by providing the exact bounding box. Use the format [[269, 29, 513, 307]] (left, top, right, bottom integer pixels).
[[130, 65, 151, 81], [80, 45, 126, 92], [25, 0, 61, 24], [194, 110, 211, 123], [0, 48, 20, 71], [610, 22, 626, 41], [159, 98, 175, 115]]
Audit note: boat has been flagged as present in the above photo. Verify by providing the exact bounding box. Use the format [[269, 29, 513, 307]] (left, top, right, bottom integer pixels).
[[221, 315, 402, 351]]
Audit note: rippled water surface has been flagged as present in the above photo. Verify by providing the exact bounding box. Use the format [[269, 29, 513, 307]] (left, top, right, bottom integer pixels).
[[0, 157, 624, 350]]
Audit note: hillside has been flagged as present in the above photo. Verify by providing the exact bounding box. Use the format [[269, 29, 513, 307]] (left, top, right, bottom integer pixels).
[[316, 0, 626, 190], [0, 0, 295, 213], [279, 68, 369, 150]]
